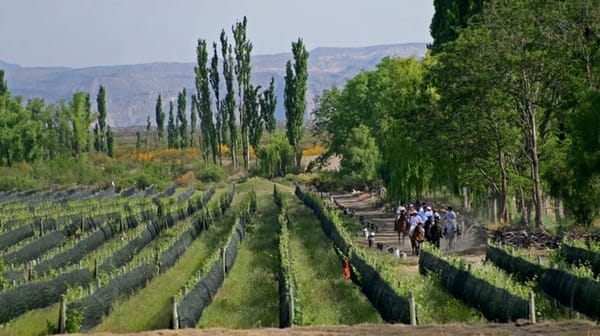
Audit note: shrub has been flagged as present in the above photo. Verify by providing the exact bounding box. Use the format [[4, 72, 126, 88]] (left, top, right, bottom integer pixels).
[[198, 165, 226, 183]]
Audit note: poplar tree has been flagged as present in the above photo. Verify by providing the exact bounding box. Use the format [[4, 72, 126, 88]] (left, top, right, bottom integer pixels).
[[190, 94, 197, 147], [96, 86, 107, 153], [220, 30, 238, 168], [106, 125, 114, 157], [167, 101, 176, 148], [209, 42, 224, 165], [233, 16, 253, 169], [261, 77, 277, 133], [0, 70, 7, 96], [177, 88, 188, 148], [195, 39, 218, 163], [284, 38, 309, 170], [155, 94, 165, 145], [246, 84, 262, 155]]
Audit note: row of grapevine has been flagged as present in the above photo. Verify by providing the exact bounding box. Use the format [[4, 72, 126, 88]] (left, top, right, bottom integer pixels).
[[558, 242, 600, 278], [274, 185, 302, 327], [66, 186, 236, 331], [419, 246, 529, 322], [0, 187, 217, 324], [176, 191, 256, 328], [487, 244, 600, 320]]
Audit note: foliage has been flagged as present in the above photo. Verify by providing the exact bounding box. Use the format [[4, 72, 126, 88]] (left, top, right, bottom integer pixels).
[[338, 124, 381, 187], [284, 38, 309, 170], [197, 164, 227, 183], [66, 307, 83, 333], [255, 132, 295, 178]]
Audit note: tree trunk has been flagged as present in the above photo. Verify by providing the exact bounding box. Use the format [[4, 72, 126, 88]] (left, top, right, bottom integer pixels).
[[499, 149, 509, 224], [462, 186, 470, 211]]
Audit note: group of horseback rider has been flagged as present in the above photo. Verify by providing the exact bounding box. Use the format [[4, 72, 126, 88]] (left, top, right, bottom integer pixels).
[[394, 201, 460, 255]]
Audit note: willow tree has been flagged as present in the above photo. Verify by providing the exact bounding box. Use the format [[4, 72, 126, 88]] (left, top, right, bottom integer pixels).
[[284, 38, 309, 170]]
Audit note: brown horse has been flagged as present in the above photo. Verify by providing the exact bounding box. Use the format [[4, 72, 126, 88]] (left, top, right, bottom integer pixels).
[[410, 223, 425, 255], [394, 210, 409, 246]]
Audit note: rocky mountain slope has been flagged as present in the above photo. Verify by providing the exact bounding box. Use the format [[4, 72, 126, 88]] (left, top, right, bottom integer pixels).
[[1, 43, 426, 126]]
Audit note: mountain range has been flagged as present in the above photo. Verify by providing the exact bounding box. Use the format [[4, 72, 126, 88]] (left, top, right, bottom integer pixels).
[[1, 43, 427, 126]]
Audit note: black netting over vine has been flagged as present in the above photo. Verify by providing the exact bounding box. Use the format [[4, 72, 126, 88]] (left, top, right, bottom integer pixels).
[[177, 255, 226, 328], [486, 246, 544, 281], [2, 231, 66, 265], [0, 269, 91, 324], [99, 220, 161, 273], [540, 268, 600, 320], [0, 225, 34, 251], [420, 250, 528, 322], [68, 263, 155, 331], [560, 245, 600, 278], [35, 220, 120, 276]]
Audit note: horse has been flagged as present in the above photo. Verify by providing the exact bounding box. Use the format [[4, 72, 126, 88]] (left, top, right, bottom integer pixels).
[[410, 223, 425, 256], [394, 210, 409, 246], [428, 218, 443, 249]]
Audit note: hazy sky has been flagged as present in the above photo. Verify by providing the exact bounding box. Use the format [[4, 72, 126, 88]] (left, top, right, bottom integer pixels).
[[0, 0, 434, 68]]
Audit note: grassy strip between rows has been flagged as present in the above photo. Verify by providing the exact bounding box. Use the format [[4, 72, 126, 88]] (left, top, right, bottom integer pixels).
[[197, 178, 280, 329], [91, 187, 241, 332], [283, 188, 383, 325]]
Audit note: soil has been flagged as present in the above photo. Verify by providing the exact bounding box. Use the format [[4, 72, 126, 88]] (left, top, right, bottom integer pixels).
[[69, 190, 600, 336]]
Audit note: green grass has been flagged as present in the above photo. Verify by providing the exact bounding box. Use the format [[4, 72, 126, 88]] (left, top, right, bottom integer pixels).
[[0, 304, 58, 336], [284, 192, 382, 325], [197, 178, 280, 328], [91, 187, 239, 332]]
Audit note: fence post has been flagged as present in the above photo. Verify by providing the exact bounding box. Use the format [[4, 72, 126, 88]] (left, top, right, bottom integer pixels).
[[58, 294, 66, 334], [221, 247, 226, 274], [537, 255, 542, 265], [528, 291, 536, 323], [409, 291, 417, 326], [172, 296, 179, 330]]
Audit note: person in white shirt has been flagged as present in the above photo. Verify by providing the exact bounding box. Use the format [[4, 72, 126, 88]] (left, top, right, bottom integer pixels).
[[408, 211, 423, 236], [444, 206, 458, 250]]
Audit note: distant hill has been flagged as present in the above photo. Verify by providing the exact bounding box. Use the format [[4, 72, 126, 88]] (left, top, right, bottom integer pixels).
[[1, 43, 427, 126]]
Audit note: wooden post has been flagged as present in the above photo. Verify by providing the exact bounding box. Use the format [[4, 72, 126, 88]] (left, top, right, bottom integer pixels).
[[529, 291, 536, 323], [172, 296, 179, 330], [94, 258, 99, 279], [58, 294, 66, 333], [221, 247, 226, 274], [537, 256, 542, 265], [409, 291, 417, 326]]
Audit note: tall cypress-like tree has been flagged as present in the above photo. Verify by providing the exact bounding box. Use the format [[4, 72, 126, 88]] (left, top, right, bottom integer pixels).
[[167, 101, 176, 148], [96, 85, 107, 153], [190, 94, 197, 147], [220, 30, 238, 168], [209, 42, 224, 165], [260, 77, 277, 133], [177, 88, 188, 148], [106, 125, 114, 157], [0, 70, 7, 96], [155, 94, 165, 145], [284, 38, 309, 170], [233, 16, 253, 169], [246, 84, 262, 156], [195, 39, 218, 163]]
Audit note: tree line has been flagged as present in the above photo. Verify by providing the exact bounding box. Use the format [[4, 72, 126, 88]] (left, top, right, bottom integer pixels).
[[150, 17, 309, 175], [0, 16, 310, 179], [313, 0, 600, 227], [0, 70, 114, 165]]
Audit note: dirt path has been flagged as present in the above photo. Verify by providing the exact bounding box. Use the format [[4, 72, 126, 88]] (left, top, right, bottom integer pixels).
[[328, 192, 486, 262]]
